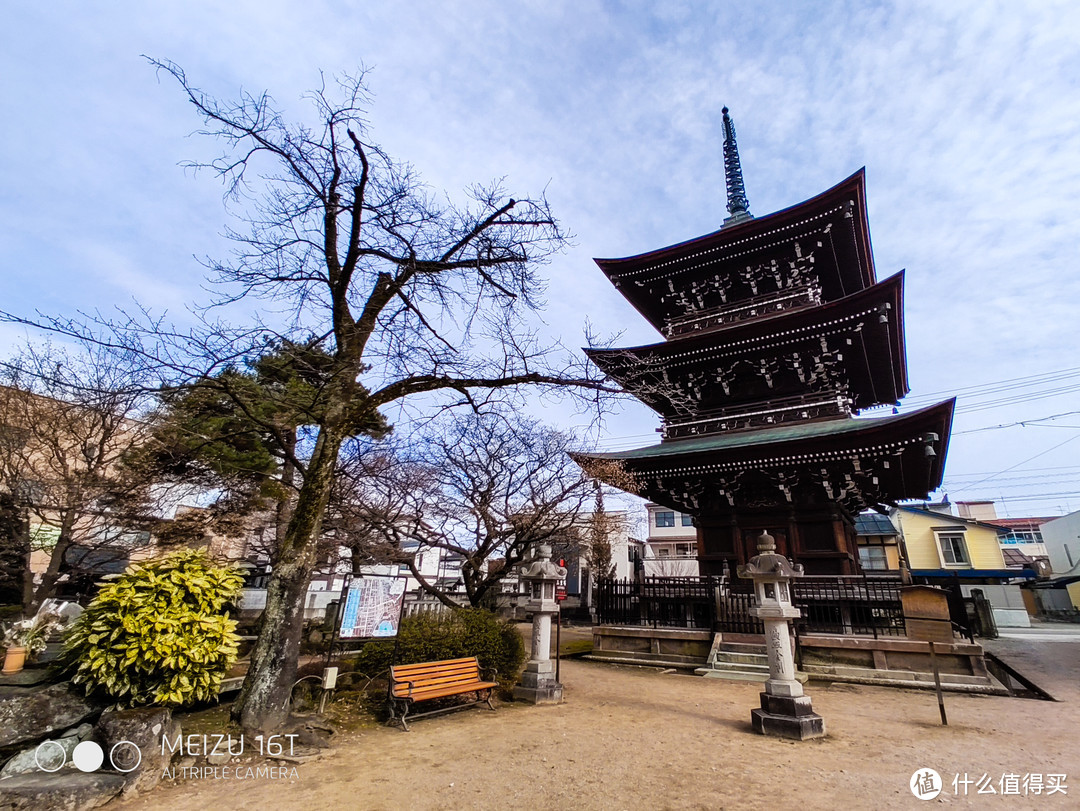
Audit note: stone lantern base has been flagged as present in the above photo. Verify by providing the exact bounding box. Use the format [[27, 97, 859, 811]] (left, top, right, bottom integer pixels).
[[513, 660, 563, 705], [751, 692, 825, 740]]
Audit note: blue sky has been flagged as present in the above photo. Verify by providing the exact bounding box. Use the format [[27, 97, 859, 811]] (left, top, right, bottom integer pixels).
[[3, 1, 1080, 517]]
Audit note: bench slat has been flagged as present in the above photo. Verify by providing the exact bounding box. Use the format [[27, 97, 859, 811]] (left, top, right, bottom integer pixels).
[[393, 664, 480, 679], [393, 681, 497, 699], [395, 673, 479, 686], [393, 657, 478, 673]]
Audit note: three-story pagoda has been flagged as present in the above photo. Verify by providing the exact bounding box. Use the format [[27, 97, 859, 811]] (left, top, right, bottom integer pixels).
[[575, 109, 954, 575]]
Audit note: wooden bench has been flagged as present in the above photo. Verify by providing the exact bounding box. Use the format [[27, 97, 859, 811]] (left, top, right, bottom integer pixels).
[[388, 657, 498, 731]]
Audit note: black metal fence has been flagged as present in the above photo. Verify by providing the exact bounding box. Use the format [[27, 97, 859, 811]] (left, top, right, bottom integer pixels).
[[595, 576, 721, 629], [793, 575, 906, 638], [595, 573, 907, 638]]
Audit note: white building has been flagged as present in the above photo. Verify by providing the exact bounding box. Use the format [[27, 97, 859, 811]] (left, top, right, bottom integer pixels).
[[642, 503, 699, 577], [1039, 510, 1080, 610]]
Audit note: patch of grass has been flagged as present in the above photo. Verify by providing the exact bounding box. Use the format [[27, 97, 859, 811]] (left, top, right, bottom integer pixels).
[[559, 639, 593, 656]]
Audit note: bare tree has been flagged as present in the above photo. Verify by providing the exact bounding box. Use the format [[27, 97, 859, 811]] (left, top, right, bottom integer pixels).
[[3, 63, 615, 730], [583, 482, 617, 581], [342, 413, 598, 608], [643, 554, 699, 578], [320, 438, 437, 576], [0, 343, 157, 611]]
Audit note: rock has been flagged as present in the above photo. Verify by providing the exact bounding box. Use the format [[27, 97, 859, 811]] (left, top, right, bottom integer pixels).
[[0, 735, 81, 777], [59, 723, 93, 741], [0, 684, 96, 749], [291, 714, 334, 734], [292, 727, 333, 749], [94, 707, 176, 798], [205, 751, 231, 766], [0, 771, 125, 810], [272, 747, 331, 765]]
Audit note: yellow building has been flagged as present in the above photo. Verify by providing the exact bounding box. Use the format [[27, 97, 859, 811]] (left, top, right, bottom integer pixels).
[[891, 506, 1007, 573], [891, 506, 1035, 628]]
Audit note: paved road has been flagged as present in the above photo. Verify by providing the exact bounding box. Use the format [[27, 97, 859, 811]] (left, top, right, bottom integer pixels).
[[981, 621, 1080, 702]]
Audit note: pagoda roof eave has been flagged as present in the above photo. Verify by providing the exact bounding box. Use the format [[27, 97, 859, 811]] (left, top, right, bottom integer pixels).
[[595, 168, 874, 279], [585, 271, 909, 410], [574, 398, 954, 466]]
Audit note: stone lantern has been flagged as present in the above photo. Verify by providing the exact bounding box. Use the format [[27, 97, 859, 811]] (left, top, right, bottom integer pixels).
[[513, 544, 566, 704], [738, 531, 824, 740]]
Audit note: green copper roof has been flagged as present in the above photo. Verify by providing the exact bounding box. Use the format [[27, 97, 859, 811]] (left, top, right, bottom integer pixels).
[[581, 400, 954, 461]]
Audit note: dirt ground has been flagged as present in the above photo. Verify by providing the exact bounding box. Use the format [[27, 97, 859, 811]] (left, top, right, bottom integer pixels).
[[116, 623, 1079, 811]]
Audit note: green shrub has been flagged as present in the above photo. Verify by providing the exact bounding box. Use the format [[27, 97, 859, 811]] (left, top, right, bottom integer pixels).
[[356, 608, 525, 688], [62, 549, 243, 707]]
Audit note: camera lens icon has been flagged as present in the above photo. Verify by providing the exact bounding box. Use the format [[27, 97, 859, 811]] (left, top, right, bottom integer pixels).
[[35, 739, 141, 773], [72, 741, 104, 772]]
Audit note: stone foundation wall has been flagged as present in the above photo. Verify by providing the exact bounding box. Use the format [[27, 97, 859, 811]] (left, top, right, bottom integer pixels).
[[589, 626, 713, 668], [796, 634, 1005, 693]]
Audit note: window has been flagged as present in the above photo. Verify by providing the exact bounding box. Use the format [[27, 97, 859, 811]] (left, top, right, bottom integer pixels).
[[1001, 531, 1042, 545], [937, 533, 970, 566], [681, 513, 694, 527], [675, 542, 696, 558], [655, 511, 675, 527], [859, 546, 889, 571]]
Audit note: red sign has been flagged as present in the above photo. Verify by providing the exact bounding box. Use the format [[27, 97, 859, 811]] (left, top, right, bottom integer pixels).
[[555, 586, 567, 602]]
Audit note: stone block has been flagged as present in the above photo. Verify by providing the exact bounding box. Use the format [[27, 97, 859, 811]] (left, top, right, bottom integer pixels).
[[0, 683, 96, 749], [95, 707, 178, 798], [764, 678, 803, 697], [519, 668, 559, 689], [759, 692, 819, 718], [751, 707, 825, 740], [512, 683, 563, 704], [0, 734, 81, 777], [523, 659, 555, 675], [0, 771, 125, 810]]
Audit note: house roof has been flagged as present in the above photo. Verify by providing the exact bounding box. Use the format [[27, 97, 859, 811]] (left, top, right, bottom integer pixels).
[[986, 517, 1056, 531], [893, 505, 1011, 534], [1001, 548, 1036, 568], [854, 513, 896, 536], [911, 568, 1037, 581]]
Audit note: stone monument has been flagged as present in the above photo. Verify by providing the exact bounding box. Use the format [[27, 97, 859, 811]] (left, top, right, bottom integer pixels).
[[738, 531, 825, 740], [513, 544, 566, 705]]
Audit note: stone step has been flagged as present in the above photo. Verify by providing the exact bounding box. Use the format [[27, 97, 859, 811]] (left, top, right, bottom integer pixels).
[[583, 654, 702, 671], [716, 643, 767, 656], [710, 651, 769, 667], [695, 667, 771, 683]]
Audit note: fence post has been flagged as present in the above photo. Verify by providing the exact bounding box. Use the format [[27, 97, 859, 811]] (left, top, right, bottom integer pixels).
[[863, 570, 878, 640]]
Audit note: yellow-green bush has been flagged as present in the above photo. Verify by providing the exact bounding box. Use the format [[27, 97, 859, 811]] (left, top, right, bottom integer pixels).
[[62, 549, 243, 707]]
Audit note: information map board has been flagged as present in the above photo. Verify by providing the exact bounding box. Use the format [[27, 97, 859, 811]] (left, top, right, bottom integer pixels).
[[338, 575, 407, 639]]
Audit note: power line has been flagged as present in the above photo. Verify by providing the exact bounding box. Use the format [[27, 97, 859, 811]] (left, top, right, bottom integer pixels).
[[945, 464, 1080, 478], [904, 365, 1080, 402], [949, 434, 1080, 493], [953, 410, 1080, 434]]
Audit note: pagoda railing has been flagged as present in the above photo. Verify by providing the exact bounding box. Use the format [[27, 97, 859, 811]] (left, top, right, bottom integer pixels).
[[664, 284, 821, 337], [661, 391, 850, 439], [595, 574, 906, 637]]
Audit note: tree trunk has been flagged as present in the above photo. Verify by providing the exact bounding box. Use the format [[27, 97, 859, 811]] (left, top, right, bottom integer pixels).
[[233, 426, 344, 732], [29, 513, 76, 613]]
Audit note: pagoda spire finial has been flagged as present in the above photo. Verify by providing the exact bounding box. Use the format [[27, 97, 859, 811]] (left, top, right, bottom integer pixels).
[[721, 106, 752, 227]]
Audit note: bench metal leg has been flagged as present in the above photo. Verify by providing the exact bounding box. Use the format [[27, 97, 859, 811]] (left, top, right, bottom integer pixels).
[[386, 699, 412, 731], [483, 688, 496, 711]]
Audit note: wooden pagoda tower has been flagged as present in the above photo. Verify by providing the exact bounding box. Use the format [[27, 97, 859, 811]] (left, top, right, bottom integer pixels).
[[575, 108, 954, 576]]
